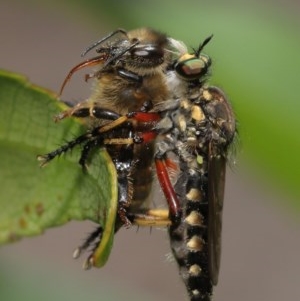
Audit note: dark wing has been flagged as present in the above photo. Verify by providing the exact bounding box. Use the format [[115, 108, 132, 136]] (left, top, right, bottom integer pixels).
[[207, 146, 226, 285], [203, 86, 235, 285]]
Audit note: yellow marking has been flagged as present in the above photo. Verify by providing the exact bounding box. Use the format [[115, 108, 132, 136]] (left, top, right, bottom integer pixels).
[[185, 211, 203, 226], [103, 138, 134, 145], [191, 105, 204, 122], [180, 98, 190, 109], [132, 209, 171, 227], [189, 264, 202, 276], [147, 209, 169, 219], [187, 235, 204, 252], [202, 56, 210, 64], [99, 116, 128, 133], [202, 89, 213, 101], [178, 53, 195, 63], [178, 115, 186, 131], [196, 154, 203, 165], [186, 188, 201, 202]]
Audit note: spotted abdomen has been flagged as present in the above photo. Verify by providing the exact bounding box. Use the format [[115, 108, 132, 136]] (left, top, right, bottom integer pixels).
[[170, 159, 212, 301]]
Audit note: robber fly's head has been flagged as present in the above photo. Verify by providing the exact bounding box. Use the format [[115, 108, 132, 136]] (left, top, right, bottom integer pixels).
[[169, 35, 213, 81]]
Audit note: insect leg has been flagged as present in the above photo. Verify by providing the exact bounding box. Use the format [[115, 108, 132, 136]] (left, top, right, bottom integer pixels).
[[37, 114, 151, 167], [38, 111, 136, 167], [73, 226, 103, 262], [37, 131, 95, 167], [155, 155, 182, 224], [78, 138, 103, 169], [117, 68, 143, 83], [128, 209, 171, 227], [54, 105, 121, 122]]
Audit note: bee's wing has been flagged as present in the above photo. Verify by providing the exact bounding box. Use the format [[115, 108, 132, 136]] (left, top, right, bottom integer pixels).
[[207, 146, 226, 285]]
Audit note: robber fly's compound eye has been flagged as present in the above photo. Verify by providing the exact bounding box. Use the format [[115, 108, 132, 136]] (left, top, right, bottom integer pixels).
[[174, 53, 211, 80]]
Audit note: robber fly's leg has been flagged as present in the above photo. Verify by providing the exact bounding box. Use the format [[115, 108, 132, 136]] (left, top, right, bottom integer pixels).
[[101, 111, 161, 227], [94, 111, 161, 136], [78, 136, 106, 170], [72, 209, 171, 267], [73, 227, 103, 261], [55, 104, 121, 123], [126, 110, 182, 224], [128, 209, 171, 227], [155, 155, 182, 224], [38, 114, 133, 167], [117, 68, 143, 83], [37, 130, 97, 167]]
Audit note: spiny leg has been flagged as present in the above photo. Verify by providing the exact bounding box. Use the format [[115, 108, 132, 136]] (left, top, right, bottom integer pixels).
[[37, 114, 138, 167], [37, 131, 95, 167], [79, 141, 105, 173], [73, 227, 103, 266], [74, 209, 171, 270], [38, 106, 126, 166]]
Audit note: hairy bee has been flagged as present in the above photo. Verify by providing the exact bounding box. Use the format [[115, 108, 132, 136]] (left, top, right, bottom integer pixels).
[[153, 35, 236, 300], [38, 28, 173, 268]]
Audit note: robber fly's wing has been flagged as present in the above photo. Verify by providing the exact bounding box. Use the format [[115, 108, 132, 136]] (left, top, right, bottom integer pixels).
[[207, 147, 226, 285]]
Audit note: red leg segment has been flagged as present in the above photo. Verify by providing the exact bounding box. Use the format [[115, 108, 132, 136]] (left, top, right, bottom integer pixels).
[[155, 158, 182, 224], [128, 112, 161, 122]]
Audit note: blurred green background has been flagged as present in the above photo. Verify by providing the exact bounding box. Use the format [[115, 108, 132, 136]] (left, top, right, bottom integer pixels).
[[0, 1, 299, 301]]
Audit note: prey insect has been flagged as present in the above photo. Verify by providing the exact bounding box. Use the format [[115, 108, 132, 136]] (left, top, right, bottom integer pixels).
[[38, 28, 173, 269], [152, 35, 236, 300]]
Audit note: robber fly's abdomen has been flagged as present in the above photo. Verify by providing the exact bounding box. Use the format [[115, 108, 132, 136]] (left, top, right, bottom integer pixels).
[[169, 161, 212, 301]]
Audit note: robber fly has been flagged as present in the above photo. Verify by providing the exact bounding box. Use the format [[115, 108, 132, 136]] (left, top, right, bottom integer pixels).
[[38, 28, 173, 268], [151, 35, 236, 300]]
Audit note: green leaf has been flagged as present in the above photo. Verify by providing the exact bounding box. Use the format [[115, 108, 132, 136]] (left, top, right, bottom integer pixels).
[[0, 69, 118, 263]]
